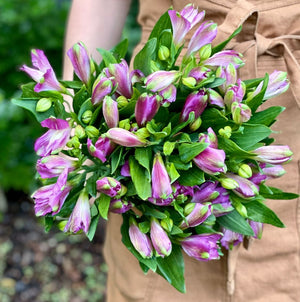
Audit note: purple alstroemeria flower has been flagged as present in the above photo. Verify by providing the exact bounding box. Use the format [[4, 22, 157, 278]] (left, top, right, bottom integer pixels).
[[135, 93, 160, 127], [199, 127, 218, 149], [109, 198, 133, 214], [188, 66, 212, 85], [64, 190, 91, 234], [151, 153, 173, 200], [105, 59, 133, 98], [220, 228, 243, 250], [159, 84, 177, 104], [249, 220, 263, 239], [224, 79, 246, 107], [96, 177, 121, 197], [226, 173, 259, 198], [20, 49, 65, 93], [87, 137, 115, 163], [206, 88, 225, 108], [203, 50, 244, 69], [103, 96, 119, 128], [193, 147, 227, 175], [32, 168, 71, 216], [172, 182, 194, 198], [168, 10, 192, 47], [34, 117, 71, 157], [249, 172, 267, 185], [251, 70, 289, 100], [36, 155, 76, 179], [145, 70, 181, 92], [180, 90, 208, 122], [231, 101, 252, 124], [192, 181, 220, 203], [211, 187, 232, 217], [216, 64, 237, 94], [67, 42, 94, 85], [180, 233, 222, 261], [121, 160, 131, 177], [91, 75, 113, 105], [180, 203, 212, 229], [252, 145, 293, 164], [180, 4, 205, 28], [262, 164, 286, 178], [150, 218, 172, 257], [129, 219, 153, 259], [185, 21, 217, 58], [106, 128, 147, 147]]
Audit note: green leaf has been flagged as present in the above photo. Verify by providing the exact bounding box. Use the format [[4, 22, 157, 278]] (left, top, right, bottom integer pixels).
[[166, 162, 180, 184], [212, 25, 242, 55], [60, 80, 84, 90], [135, 147, 152, 177], [248, 106, 285, 126], [44, 216, 54, 233], [142, 206, 168, 219], [129, 156, 152, 200], [111, 38, 129, 61], [243, 200, 285, 228], [205, 77, 226, 88], [121, 214, 157, 271], [217, 210, 255, 236], [246, 73, 269, 112], [87, 214, 100, 241], [97, 48, 118, 66], [200, 108, 229, 131], [85, 172, 98, 198], [156, 244, 186, 293], [170, 111, 195, 137], [169, 155, 192, 171], [134, 38, 157, 76], [244, 77, 264, 89], [73, 85, 89, 114], [97, 194, 111, 220], [149, 10, 172, 40], [178, 142, 208, 163], [178, 166, 205, 186], [111, 147, 123, 174], [230, 123, 272, 150], [259, 184, 299, 200], [12, 98, 56, 122]]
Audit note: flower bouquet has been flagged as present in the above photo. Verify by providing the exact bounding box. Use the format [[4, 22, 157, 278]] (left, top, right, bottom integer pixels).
[[15, 4, 298, 293]]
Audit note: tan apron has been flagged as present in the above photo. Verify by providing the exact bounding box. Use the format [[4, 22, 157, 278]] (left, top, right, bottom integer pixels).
[[104, 1, 300, 301]]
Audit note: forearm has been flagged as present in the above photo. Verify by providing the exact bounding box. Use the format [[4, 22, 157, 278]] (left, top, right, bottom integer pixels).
[[63, 0, 132, 80]]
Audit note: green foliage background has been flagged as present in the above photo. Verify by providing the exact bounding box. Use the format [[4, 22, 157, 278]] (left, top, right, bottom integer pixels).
[[0, 0, 140, 192]]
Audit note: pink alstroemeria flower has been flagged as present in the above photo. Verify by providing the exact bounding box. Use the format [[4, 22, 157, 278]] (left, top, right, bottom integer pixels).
[[180, 203, 212, 229], [67, 42, 94, 85], [87, 137, 115, 163], [106, 128, 147, 147], [34, 117, 71, 157], [32, 168, 71, 216], [203, 50, 244, 69], [180, 233, 222, 261], [64, 190, 91, 234], [145, 70, 181, 92], [20, 49, 65, 93], [103, 96, 119, 128], [252, 145, 293, 164], [91, 75, 113, 105], [36, 155, 76, 179]]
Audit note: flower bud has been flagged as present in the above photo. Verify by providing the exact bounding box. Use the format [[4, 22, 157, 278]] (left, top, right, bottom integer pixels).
[[96, 177, 121, 197], [145, 70, 181, 92], [66, 136, 80, 149], [182, 77, 197, 88], [206, 88, 225, 108], [189, 117, 202, 131], [199, 44, 212, 61], [150, 218, 172, 257], [161, 217, 173, 233], [103, 96, 119, 128], [85, 125, 99, 138], [119, 119, 131, 131], [238, 164, 253, 178], [220, 228, 243, 250], [231, 102, 252, 124], [107, 128, 147, 147], [224, 80, 246, 108], [74, 125, 86, 139], [249, 220, 263, 239], [36, 98, 52, 112], [109, 198, 133, 214], [218, 126, 232, 139], [87, 137, 115, 163], [158, 45, 170, 61], [262, 165, 286, 178], [116, 95, 129, 108], [129, 218, 153, 259], [226, 173, 259, 198], [219, 177, 239, 190], [252, 145, 293, 164], [81, 110, 93, 124], [91, 76, 113, 105]]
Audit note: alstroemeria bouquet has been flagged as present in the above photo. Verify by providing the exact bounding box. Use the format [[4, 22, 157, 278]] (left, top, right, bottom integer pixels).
[[15, 4, 298, 292]]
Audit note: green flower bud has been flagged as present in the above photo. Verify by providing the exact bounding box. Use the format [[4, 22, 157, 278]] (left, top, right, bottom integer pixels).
[[161, 217, 173, 233], [218, 126, 232, 139], [81, 110, 93, 124], [85, 125, 99, 138], [158, 45, 170, 61], [238, 164, 253, 178], [184, 203, 196, 216], [66, 136, 80, 149], [182, 77, 197, 88], [36, 98, 52, 112], [189, 116, 202, 131], [119, 119, 131, 130], [117, 95, 129, 108], [74, 125, 86, 139], [199, 44, 212, 61], [219, 178, 239, 190]]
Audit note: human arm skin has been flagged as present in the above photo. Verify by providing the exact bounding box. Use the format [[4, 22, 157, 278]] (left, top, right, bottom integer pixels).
[[63, 0, 132, 81]]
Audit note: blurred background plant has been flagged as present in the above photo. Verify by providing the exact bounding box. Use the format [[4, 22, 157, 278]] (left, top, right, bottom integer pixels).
[[0, 0, 140, 301]]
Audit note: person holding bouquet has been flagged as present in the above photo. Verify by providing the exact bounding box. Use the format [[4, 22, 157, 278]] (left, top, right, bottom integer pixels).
[[61, 0, 300, 301]]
